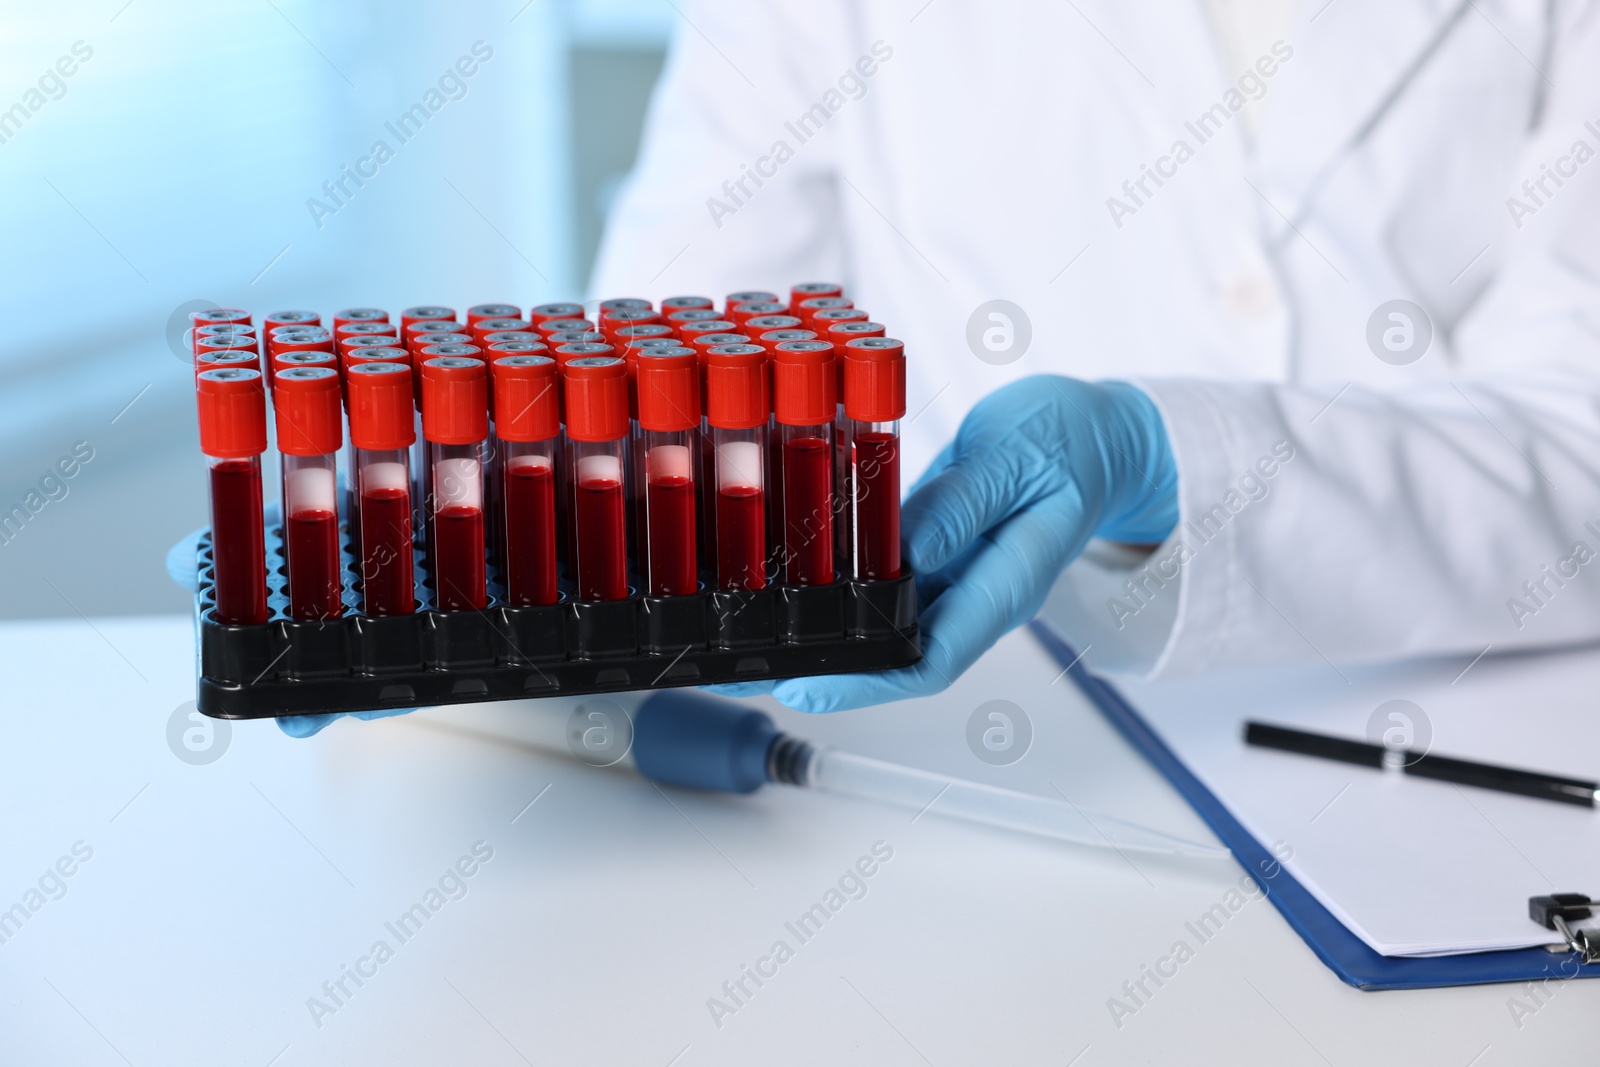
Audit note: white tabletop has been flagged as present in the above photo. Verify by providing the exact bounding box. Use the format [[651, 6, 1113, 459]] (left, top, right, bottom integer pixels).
[[2, 615, 1593, 1066]]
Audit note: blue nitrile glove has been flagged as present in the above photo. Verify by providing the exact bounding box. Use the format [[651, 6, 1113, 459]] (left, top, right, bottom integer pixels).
[[166, 500, 413, 737], [710, 376, 1178, 713]]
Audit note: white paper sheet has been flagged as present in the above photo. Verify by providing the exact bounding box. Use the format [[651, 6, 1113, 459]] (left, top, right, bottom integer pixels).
[[1102, 643, 1600, 956]]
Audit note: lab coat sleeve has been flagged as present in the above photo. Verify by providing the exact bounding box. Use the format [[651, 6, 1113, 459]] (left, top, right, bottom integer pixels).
[[587, 0, 858, 299], [1051, 7, 1600, 679]]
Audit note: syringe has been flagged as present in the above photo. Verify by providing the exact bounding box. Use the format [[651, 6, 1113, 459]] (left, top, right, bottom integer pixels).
[[411, 689, 1228, 860]]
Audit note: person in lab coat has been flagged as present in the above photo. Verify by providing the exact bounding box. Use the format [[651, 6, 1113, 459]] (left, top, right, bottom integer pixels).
[[587, 0, 1600, 713]]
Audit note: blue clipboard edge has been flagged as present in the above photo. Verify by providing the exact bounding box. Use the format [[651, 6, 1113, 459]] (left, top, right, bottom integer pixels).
[[1027, 620, 1600, 991]]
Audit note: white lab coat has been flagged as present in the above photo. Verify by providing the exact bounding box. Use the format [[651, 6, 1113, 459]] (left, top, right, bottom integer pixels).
[[591, 0, 1600, 679]]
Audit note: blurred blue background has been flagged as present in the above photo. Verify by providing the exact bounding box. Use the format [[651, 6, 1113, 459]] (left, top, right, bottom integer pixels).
[[0, 0, 671, 618]]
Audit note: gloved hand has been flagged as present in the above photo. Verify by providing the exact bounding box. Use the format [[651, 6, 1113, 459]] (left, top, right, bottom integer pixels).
[[711, 375, 1178, 713], [166, 500, 412, 737]]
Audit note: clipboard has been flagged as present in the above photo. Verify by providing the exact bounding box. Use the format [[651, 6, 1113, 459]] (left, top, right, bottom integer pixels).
[[1028, 620, 1600, 991]]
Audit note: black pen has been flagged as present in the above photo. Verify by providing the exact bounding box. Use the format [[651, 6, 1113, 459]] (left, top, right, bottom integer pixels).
[[1243, 721, 1599, 808]]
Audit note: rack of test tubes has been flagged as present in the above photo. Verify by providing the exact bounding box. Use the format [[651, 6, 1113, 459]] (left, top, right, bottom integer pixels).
[[190, 287, 918, 719]]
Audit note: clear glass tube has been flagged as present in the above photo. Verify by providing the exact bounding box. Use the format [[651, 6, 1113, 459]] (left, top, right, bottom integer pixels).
[[806, 747, 1227, 858], [779, 421, 834, 585], [206, 453, 267, 625], [713, 426, 767, 591], [642, 429, 697, 596], [281, 452, 342, 620], [430, 441, 486, 610], [569, 437, 628, 600], [357, 447, 414, 615], [502, 438, 559, 605], [849, 418, 901, 580]]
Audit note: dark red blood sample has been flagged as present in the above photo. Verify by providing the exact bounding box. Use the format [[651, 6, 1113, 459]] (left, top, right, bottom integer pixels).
[[716, 486, 766, 591], [852, 432, 901, 579], [286, 508, 342, 620], [504, 462, 558, 605], [360, 487, 415, 614], [575, 476, 628, 600], [209, 459, 267, 624], [646, 473, 697, 596], [783, 436, 834, 585], [433, 504, 486, 610]]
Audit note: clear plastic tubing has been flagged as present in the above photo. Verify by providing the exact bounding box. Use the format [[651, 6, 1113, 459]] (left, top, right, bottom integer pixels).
[[347, 361, 417, 615], [196, 366, 269, 625], [842, 336, 906, 580], [635, 347, 701, 597], [801, 746, 1226, 858], [273, 366, 345, 621], [704, 343, 770, 591], [562, 355, 631, 601], [421, 354, 490, 611], [772, 339, 838, 585], [491, 354, 561, 606]]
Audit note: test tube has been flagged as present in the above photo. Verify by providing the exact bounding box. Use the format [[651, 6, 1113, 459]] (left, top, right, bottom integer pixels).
[[482, 331, 541, 348], [337, 321, 399, 359], [843, 337, 906, 580], [421, 356, 489, 611], [469, 317, 532, 349], [725, 290, 779, 312], [666, 308, 724, 341], [467, 304, 520, 328], [772, 339, 837, 585], [755, 328, 816, 355], [264, 309, 320, 336], [274, 366, 344, 621], [728, 301, 788, 329], [267, 326, 334, 367], [405, 318, 462, 355], [796, 296, 854, 333], [196, 323, 257, 351], [825, 318, 884, 557], [272, 348, 338, 381], [704, 343, 770, 591], [195, 349, 261, 379], [635, 348, 701, 597], [196, 367, 268, 625], [743, 314, 802, 335], [333, 307, 389, 330], [492, 355, 560, 606], [529, 302, 587, 327], [190, 308, 250, 354], [790, 282, 843, 308], [348, 362, 417, 615], [535, 317, 595, 340], [562, 355, 630, 601], [599, 306, 661, 345], [661, 295, 714, 315]]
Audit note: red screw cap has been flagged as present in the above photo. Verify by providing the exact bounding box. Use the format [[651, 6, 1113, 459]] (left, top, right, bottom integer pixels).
[[273, 366, 343, 456], [196, 367, 267, 458], [492, 355, 560, 442], [705, 343, 770, 430], [636, 348, 700, 431], [563, 356, 629, 442], [772, 340, 836, 426], [348, 362, 417, 450], [843, 337, 907, 422], [421, 357, 489, 444]]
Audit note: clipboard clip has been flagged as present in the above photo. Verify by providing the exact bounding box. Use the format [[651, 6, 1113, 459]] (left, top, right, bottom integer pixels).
[[1529, 894, 1600, 964]]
